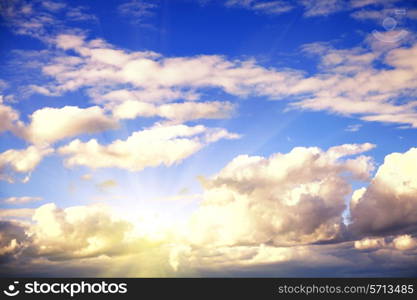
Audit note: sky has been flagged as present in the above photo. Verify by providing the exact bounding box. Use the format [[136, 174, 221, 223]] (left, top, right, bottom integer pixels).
[[1, 0, 417, 277]]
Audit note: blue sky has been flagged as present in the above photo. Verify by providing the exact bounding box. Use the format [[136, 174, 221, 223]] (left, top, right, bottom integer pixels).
[[1, 0, 417, 277]]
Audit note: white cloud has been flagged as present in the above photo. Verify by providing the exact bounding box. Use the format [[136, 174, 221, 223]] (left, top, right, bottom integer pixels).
[[118, 0, 157, 19], [58, 124, 240, 171], [291, 40, 417, 128], [28, 32, 417, 128], [0, 0, 92, 42], [345, 124, 362, 132], [21, 105, 119, 145], [33, 33, 302, 101], [0, 146, 53, 183], [81, 173, 92, 181], [0, 202, 174, 268], [300, 0, 346, 17], [225, 0, 294, 15], [111, 100, 236, 123], [116, 0, 159, 27], [66, 6, 97, 22], [183, 143, 374, 248], [41, 1, 66, 11], [350, 147, 417, 236], [350, 0, 401, 9], [0, 209, 35, 220], [353, 234, 417, 252], [392, 235, 417, 251], [354, 237, 386, 250], [0, 96, 23, 135], [0, 220, 29, 257], [2, 196, 42, 205], [92, 88, 200, 104], [30, 203, 137, 258], [56, 34, 85, 50]]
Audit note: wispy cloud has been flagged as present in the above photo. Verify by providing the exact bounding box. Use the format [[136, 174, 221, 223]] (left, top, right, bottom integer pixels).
[[225, 0, 294, 15], [345, 124, 363, 132], [2, 196, 42, 204], [118, 0, 158, 25]]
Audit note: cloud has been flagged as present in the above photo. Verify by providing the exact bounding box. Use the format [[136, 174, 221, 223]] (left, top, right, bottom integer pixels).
[[350, 147, 417, 236], [350, 0, 402, 9], [58, 124, 240, 171], [81, 173, 92, 181], [21, 105, 119, 145], [65, 6, 97, 22], [0, 146, 53, 183], [183, 143, 374, 248], [29, 203, 138, 259], [0, 0, 99, 47], [26, 31, 417, 128], [111, 100, 236, 123], [55, 34, 85, 50], [96, 180, 118, 191], [117, 0, 157, 25], [392, 235, 417, 251], [41, 1, 66, 12], [225, 0, 294, 15], [354, 234, 417, 252], [0, 221, 29, 258], [34, 33, 302, 101], [0, 0, 90, 42], [219, 0, 403, 17], [345, 124, 362, 132], [0, 209, 35, 220], [0, 202, 174, 276], [92, 88, 200, 104], [300, 0, 347, 17], [0, 96, 23, 135], [300, 0, 404, 17], [354, 237, 386, 250], [2, 196, 42, 205], [291, 39, 417, 128]]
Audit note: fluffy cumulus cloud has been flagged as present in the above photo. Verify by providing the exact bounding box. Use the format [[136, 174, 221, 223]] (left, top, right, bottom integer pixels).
[[350, 147, 417, 236], [59, 124, 240, 171], [0, 202, 174, 276], [21, 105, 118, 145], [2, 0, 417, 277], [392, 235, 417, 251], [354, 237, 386, 250], [183, 143, 375, 248], [0, 103, 119, 181], [2, 145, 417, 276], [0, 146, 53, 183], [30, 203, 138, 259], [354, 234, 417, 252], [0, 221, 29, 258]]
